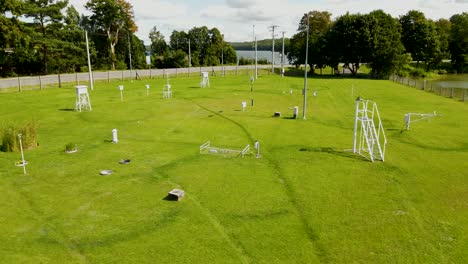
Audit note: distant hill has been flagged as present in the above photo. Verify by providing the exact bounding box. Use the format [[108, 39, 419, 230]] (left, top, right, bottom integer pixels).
[[229, 38, 290, 52]]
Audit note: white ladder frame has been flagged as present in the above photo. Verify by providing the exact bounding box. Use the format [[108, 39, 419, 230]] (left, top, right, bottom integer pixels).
[[353, 98, 387, 162]]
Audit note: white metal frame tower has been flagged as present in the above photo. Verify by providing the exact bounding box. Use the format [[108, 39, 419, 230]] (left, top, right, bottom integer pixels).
[[353, 98, 387, 162], [75, 85, 92, 112]]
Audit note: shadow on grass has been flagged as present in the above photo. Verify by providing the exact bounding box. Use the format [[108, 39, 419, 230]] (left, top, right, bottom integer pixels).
[[59, 108, 74, 112], [299, 147, 368, 161], [162, 195, 180, 202]]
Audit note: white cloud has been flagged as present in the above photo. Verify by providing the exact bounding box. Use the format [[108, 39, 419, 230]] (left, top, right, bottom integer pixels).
[[66, 0, 465, 43]]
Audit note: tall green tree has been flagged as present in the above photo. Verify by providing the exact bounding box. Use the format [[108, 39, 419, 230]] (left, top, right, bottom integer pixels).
[[85, 0, 137, 70], [288, 11, 332, 73], [366, 10, 404, 78], [327, 13, 371, 75], [0, 0, 30, 76], [52, 5, 91, 73], [435, 18, 451, 63], [23, 0, 69, 74], [449, 13, 468, 73], [149, 26, 168, 56], [400, 10, 441, 69]]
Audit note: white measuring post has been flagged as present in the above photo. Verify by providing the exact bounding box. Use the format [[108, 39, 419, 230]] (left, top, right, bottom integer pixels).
[[112, 129, 118, 143], [293, 106, 299, 119], [17, 134, 27, 174], [119, 85, 124, 101], [146, 84, 150, 96], [254, 140, 261, 158], [241, 101, 247, 112], [75, 85, 92, 112], [352, 97, 361, 153]]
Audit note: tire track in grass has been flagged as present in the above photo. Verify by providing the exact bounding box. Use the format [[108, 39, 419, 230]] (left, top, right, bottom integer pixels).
[[196, 103, 327, 262], [155, 168, 252, 264], [11, 181, 88, 263]]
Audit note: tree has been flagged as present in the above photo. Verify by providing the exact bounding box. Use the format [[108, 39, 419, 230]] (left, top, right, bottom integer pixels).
[[53, 5, 91, 73], [149, 26, 168, 56], [435, 18, 451, 62], [400, 10, 441, 69], [366, 10, 404, 78], [449, 13, 468, 73], [23, 0, 69, 74], [327, 13, 371, 75], [85, 0, 137, 70], [288, 11, 332, 73], [0, 0, 30, 76]]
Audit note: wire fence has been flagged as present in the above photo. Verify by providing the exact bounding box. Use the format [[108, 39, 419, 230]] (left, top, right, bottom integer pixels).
[[0, 65, 275, 92], [390, 74, 468, 102]]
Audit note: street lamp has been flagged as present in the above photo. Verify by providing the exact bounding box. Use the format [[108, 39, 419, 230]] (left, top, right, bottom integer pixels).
[[302, 13, 310, 120]]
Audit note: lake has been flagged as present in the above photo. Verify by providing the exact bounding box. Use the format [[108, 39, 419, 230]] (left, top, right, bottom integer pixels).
[[235, 50, 290, 64]]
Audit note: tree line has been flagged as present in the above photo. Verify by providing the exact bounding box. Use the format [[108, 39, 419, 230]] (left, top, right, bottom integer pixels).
[[0, 0, 237, 77], [1, 1, 467, 78], [288, 10, 468, 78]]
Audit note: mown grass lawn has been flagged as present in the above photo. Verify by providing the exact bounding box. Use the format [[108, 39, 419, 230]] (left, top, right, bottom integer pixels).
[[0, 71, 467, 263]]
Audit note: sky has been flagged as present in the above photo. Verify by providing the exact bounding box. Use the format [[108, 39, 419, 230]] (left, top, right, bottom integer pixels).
[[68, 0, 468, 45]]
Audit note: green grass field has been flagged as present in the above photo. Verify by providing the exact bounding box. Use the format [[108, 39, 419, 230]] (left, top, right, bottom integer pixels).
[[0, 72, 467, 263]]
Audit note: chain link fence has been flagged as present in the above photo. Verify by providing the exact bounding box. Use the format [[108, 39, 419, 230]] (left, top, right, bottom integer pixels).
[[390, 74, 468, 102]]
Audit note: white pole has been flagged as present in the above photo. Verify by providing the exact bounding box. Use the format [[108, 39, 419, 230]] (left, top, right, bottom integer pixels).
[[255, 36, 258, 79], [221, 34, 224, 77], [188, 38, 191, 77], [85, 31, 94, 91], [353, 97, 360, 153], [18, 134, 26, 174], [302, 15, 309, 120], [281, 31, 285, 78], [271, 26, 277, 73], [127, 31, 133, 81]]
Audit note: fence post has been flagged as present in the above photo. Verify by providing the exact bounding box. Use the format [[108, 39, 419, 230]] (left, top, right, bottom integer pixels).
[[75, 72, 78, 85], [107, 71, 110, 83], [121, 71, 124, 81], [39, 76, 43, 90], [149, 68, 152, 79], [58, 73, 62, 88]]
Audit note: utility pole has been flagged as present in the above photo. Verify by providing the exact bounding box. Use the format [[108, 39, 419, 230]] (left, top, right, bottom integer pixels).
[[85, 31, 94, 90], [127, 31, 133, 81], [269, 25, 278, 73], [188, 38, 191, 77], [221, 34, 224, 77], [253, 25, 258, 79], [281, 31, 286, 78]]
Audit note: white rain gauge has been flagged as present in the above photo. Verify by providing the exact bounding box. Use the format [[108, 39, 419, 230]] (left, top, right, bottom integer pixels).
[[146, 84, 150, 96], [112, 129, 118, 143], [75, 85, 92, 112], [200, 72, 210, 88], [119, 85, 124, 101]]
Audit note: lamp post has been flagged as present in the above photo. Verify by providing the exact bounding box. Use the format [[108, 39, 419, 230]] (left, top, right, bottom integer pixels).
[[302, 13, 310, 120]]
